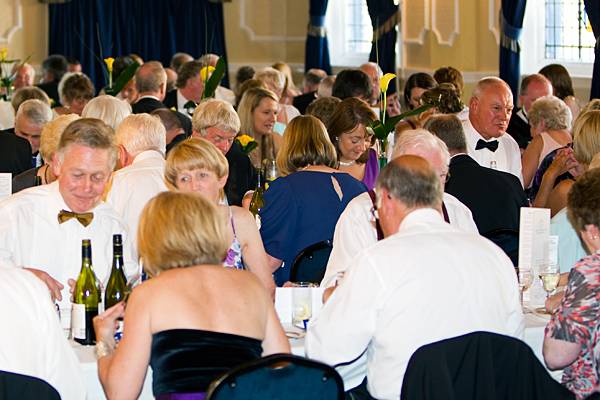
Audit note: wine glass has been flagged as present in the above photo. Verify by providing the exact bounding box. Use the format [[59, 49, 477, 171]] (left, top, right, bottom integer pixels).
[[539, 265, 560, 299], [263, 159, 278, 184], [518, 268, 533, 307]]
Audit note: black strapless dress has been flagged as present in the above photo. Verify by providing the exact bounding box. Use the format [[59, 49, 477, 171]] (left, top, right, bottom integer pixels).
[[150, 329, 263, 398]]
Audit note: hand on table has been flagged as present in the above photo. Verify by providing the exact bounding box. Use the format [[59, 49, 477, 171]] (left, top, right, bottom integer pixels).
[[93, 302, 125, 348], [24, 267, 64, 302]]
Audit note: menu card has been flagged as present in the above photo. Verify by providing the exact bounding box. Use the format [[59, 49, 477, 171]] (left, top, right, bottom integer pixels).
[[518, 207, 551, 305], [0, 173, 11, 199]]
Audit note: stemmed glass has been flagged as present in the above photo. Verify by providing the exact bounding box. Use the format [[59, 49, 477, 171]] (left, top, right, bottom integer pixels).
[[539, 265, 561, 299], [518, 268, 533, 307]]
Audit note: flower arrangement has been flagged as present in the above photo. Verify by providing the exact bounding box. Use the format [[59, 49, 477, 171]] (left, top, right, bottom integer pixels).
[[0, 47, 26, 101], [102, 56, 139, 97], [236, 134, 258, 154]]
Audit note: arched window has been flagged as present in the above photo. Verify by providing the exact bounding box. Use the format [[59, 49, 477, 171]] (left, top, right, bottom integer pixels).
[[326, 0, 373, 67]]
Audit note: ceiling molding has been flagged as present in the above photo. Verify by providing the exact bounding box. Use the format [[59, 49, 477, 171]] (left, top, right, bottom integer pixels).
[[239, 0, 304, 43], [0, 0, 23, 44]]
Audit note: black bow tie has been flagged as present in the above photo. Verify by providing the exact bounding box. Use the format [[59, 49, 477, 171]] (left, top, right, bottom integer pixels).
[[475, 139, 499, 152]]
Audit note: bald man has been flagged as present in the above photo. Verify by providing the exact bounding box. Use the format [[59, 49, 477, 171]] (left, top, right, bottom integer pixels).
[[307, 155, 523, 399], [359, 62, 382, 106], [463, 77, 523, 183], [131, 61, 167, 114]]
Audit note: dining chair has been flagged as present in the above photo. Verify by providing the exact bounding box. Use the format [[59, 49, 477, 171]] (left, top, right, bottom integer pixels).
[[289, 240, 333, 284], [206, 353, 344, 400], [0, 370, 61, 400]]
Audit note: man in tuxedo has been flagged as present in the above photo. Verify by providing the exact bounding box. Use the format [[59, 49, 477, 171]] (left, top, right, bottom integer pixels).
[[131, 61, 167, 114], [36, 55, 68, 106], [462, 77, 523, 183], [199, 53, 236, 105], [191, 99, 256, 206], [14, 99, 53, 168], [293, 68, 327, 114], [426, 114, 528, 235], [163, 60, 204, 116], [507, 74, 553, 150], [0, 132, 32, 176]]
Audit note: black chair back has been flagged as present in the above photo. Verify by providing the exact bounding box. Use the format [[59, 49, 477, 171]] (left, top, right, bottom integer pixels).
[[289, 240, 333, 284], [482, 228, 519, 267], [0, 370, 61, 400], [206, 353, 344, 400], [400, 331, 574, 400]]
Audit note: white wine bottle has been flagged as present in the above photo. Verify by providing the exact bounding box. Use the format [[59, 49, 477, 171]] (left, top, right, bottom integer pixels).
[[105, 234, 127, 310], [72, 239, 100, 345], [249, 169, 265, 228]]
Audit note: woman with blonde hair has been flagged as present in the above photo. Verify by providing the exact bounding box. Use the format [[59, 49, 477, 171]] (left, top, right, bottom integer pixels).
[[94, 191, 289, 399], [260, 115, 366, 285], [165, 138, 275, 294], [272, 62, 301, 104], [237, 86, 283, 168], [254, 67, 301, 133]]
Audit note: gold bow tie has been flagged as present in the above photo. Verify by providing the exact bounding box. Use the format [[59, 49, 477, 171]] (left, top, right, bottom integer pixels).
[[57, 210, 94, 227]]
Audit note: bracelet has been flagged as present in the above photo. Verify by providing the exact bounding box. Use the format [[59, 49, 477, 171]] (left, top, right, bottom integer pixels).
[[95, 340, 115, 359]]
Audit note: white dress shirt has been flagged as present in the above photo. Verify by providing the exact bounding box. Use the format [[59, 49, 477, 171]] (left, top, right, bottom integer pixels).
[[215, 86, 236, 105], [306, 209, 524, 399], [0, 181, 139, 311], [176, 89, 192, 116], [462, 118, 523, 184], [106, 150, 167, 261], [321, 192, 478, 288], [0, 267, 85, 400]]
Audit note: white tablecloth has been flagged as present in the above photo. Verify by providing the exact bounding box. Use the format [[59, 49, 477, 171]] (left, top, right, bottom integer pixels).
[[73, 313, 561, 399]]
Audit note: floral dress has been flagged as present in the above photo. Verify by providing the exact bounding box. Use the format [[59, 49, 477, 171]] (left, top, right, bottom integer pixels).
[[223, 207, 244, 270], [545, 252, 600, 399]]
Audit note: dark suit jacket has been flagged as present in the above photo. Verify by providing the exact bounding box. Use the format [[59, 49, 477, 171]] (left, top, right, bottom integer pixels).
[[36, 81, 60, 107], [131, 97, 165, 114], [293, 91, 317, 115], [507, 108, 531, 150], [0, 133, 32, 176], [163, 90, 178, 109], [225, 142, 257, 206], [445, 154, 528, 234]]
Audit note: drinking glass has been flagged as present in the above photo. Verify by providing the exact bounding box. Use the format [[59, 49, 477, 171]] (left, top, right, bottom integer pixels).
[[539, 266, 560, 299], [263, 159, 278, 183], [291, 282, 315, 329], [518, 268, 533, 306]]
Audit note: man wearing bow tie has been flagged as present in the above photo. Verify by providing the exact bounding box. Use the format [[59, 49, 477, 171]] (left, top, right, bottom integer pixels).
[[0, 118, 138, 319], [462, 77, 523, 185]]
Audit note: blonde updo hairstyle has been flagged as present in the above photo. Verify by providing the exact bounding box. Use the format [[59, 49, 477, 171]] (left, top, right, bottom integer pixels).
[[138, 191, 228, 277]]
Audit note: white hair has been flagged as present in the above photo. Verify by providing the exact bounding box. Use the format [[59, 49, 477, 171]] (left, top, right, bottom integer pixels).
[[115, 113, 166, 157], [392, 128, 450, 167], [82, 95, 132, 130], [254, 67, 286, 94], [15, 99, 53, 127]]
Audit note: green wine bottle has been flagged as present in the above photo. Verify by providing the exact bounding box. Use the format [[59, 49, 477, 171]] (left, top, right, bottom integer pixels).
[[72, 239, 100, 345], [249, 168, 265, 228], [105, 234, 127, 310]]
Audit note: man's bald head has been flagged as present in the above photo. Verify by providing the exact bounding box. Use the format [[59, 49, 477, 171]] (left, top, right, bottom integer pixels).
[[360, 62, 383, 104], [469, 77, 514, 139], [135, 61, 167, 100]]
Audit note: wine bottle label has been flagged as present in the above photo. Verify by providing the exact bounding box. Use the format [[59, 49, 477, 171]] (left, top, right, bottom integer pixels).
[[98, 301, 105, 314], [254, 214, 262, 230], [71, 303, 86, 340]]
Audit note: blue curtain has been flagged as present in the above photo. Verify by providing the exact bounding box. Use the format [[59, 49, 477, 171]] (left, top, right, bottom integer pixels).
[[366, 0, 399, 93], [499, 0, 527, 100], [305, 0, 331, 74], [584, 0, 600, 100], [49, 0, 229, 91]]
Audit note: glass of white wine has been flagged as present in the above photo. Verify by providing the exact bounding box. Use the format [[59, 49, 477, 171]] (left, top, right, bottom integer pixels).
[[539, 266, 561, 299], [291, 282, 316, 330], [518, 268, 533, 307]]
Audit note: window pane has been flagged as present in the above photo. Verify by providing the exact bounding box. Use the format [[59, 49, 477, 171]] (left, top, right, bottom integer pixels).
[[545, 0, 595, 63], [346, 0, 373, 54]]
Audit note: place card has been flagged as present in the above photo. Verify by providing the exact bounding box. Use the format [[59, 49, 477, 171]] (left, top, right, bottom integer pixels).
[[0, 173, 11, 199]]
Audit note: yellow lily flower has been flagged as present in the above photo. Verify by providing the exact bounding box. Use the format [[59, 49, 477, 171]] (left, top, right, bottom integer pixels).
[[104, 57, 115, 72], [0, 48, 7, 62], [380, 73, 396, 94], [236, 134, 255, 147], [200, 66, 215, 82]]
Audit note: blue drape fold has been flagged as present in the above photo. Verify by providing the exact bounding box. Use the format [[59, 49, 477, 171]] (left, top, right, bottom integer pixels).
[[366, 0, 399, 93], [49, 0, 229, 91], [584, 0, 600, 100], [305, 0, 332, 74], [499, 0, 527, 100]]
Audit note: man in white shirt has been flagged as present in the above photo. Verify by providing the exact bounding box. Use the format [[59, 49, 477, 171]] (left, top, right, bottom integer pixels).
[[0, 267, 85, 400], [0, 118, 138, 315], [163, 60, 204, 116], [322, 128, 477, 287], [306, 155, 524, 400], [107, 114, 167, 261], [463, 77, 523, 183]]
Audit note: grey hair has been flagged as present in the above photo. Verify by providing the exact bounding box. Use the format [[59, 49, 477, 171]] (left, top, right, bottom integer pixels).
[[58, 72, 82, 106], [81, 95, 132, 130], [56, 118, 118, 170], [376, 156, 442, 209], [391, 128, 450, 167], [192, 98, 241, 135], [424, 114, 468, 153], [528, 95, 572, 131], [115, 114, 166, 157], [15, 99, 53, 127], [254, 67, 286, 95]]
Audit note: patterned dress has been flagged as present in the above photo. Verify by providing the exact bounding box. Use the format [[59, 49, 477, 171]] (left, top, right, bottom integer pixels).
[[545, 252, 600, 399], [223, 207, 244, 270]]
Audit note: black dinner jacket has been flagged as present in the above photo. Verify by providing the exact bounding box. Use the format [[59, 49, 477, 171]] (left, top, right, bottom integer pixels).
[[131, 97, 166, 114], [225, 141, 257, 206], [0, 132, 33, 176], [36, 81, 60, 107], [293, 91, 317, 115], [163, 90, 178, 109], [445, 154, 528, 235], [507, 108, 531, 150]]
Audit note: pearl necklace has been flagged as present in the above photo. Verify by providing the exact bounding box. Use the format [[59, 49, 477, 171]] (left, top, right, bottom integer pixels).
[[338, 160, 356, 167]]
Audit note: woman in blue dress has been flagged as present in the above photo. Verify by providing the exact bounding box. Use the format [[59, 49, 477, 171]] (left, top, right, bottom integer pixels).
[[259, 115, 367, 285]]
